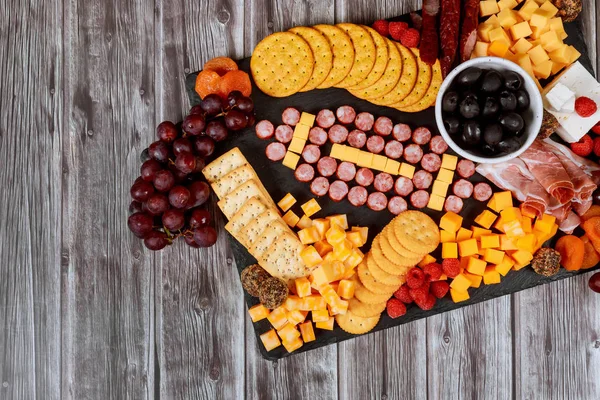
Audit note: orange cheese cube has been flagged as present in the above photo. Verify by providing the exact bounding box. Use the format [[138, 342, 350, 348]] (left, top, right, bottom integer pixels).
[[337, 279, 355, 299], [480, 234, 500, 249], [528, 44, 550, 65], [418, 254, 437, 267], [267, 306, 289, 330], [503, 220, 526, 237], [511, 249, 533, 267], [300, 245, 323, 268], [314, 240, 333, 257], [533, 215, 554, 233], [456, 227, 473, 241], [511, 38, 534, 55], [540, 30, 563, 52], [296, 215, 313, 229], [315, 316, 335, 330], [494, 215, 506, 233], [298, 226, 321, 245], [326, 214, 348, 230], [295, 277, 312, 298], [518, 0, 539, 20], [298, 295, 327, 311], [510, 21, 533, 40], [472, 226, 492, 238], [480, 0, 500, 16], [298, 112, 316, 127], [467, 257, 487, 276], [500, 234, 519, 251], [440, 211, 463, 233], [310, 266, 329, 288], [533, 59, 553, 79], [483, 267, 502, 284], [475, 210, 498, 229], [501, 207, 522, 222], [326, 223, 346, 244], [451, 288, 470, 303], [329, 282, 340, 294], [318, 283, 342, 306], [474, 41, 490, 57], [301, 199, 321, 217], [329, 299, 349, 315], [442, 242, 458, 259], [539, 0, 558, 16], [484, 248, 505, 264], [333, 239, 353, 261], [459, 238, 479, 257], [450, 273, 471, 292], [343, 248, 364, 269], [436, 168, 454, 184], [494, 255, 515, 276], [399, 162, 415, 179], [323, 252, 336, 263], [324, 261, 346, 282], [463, 271, 483, 288], [312, 218, 330, 240], [441, 154, 458, 170], [299, 321, 316, 343], [497, 8, 519, 29], [498, 0, 518, 11], [477, 242, 487, 256], [283, 295, 302, 311], [427, 194, 445, 211], [460, 255, 472, 270], [530, 8, 552, 29], [351, 226, 369, 244], [516, 233, 536, 252], [278, 193, 296, 212], [311, 309, 330, 322], [440, 230, 456, 243], [286, 310, 308, 326], [489, 41, 510, 57], [282, 151, 301, 169], [260, 329, 282, 351], [282, 337, 303, 353], [346, 231, 364, 247], [248, 304, 270, 322], [278, 323, 301, 342], [282, 210, 300, 227]]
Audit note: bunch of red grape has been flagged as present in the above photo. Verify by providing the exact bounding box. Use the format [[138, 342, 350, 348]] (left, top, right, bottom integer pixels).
[[127, 90, 255, 251]]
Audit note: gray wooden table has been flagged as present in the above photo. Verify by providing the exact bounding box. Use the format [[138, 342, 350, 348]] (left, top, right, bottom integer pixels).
[[1, 0, 600, 399]]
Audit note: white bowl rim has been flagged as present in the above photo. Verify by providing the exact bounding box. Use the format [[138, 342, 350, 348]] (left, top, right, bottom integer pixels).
[[435, 56, 543, 164]]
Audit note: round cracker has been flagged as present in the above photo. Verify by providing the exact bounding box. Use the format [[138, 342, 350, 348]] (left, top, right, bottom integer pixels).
[[250, 32, 314, 97], [392, 210, 440, 254], [348, 297, 387, 318], [396, 59, 442, 112], [371, 43, 418, 106], [348, 37, 401, 100], [371, 239, 413, 275], [313, 25, 355, 88], [335, 310, 381, 334], [351, 275, 392, 304], [348, 26, 389, 90], [386, 225, 423, 259], [335, 24, 376, 88], [367, 253, 406, 286], [358, 262, 400, 295], [392, 48, 432, 108], [289, 26, 334, 92], [379, 231, 422, 267]]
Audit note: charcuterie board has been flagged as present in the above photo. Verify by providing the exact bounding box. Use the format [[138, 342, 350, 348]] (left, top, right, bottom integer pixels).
[[184, 13, 599, 360]]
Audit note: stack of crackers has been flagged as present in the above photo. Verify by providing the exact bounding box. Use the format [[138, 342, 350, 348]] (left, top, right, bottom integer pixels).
[[203, 148, 310, 280], [250, 23, 442, 113], [336, 211, 440, 334]]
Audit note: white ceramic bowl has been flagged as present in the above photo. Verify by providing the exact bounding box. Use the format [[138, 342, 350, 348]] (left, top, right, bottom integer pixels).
[[435, 57, 543, 164]]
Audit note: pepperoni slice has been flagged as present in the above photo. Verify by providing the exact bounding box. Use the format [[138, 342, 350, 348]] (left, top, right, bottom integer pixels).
[[373, 116, 393, 136], [394, 176, 414, 196], [366, 135, 385, 154], [336, 106, 356, 125], [453, 179, 474, 199], [354, 112, 375, 131], [410, 190, 430, 209], [457, 159, 476, 178], [317, 157, 337, 177], [384, 140, 404, 159], [302, 144, 321, 164], [421, 153, 442, 172], [337, 161, 357, 182], [311, 177, 330, 197], [474, 182, 493, 201], [329, 180, 349, 202], [265, 142, 286, 161], [255, 120, 274, 139], [412, 127, 432, 145], [430, 135, 449, 154], [282, 107, 301, 126], [294, 163, 315, 182], [275, 124, 293, 143], [393, 123, 412, 142], [367, 192, 388, 211], [308, 127, 328, 145], [328, 124, 349, 144], [444, 195, 464, 213], [316, 109, 335, 129], [412, 170, 433, 189], [348, 129, 367, 148], [348, 186, 368, 206], [355, 168, 374, 187], [388, 196, 408, 215], [374, 172, 394, 192], [403, 144, 424, 164]]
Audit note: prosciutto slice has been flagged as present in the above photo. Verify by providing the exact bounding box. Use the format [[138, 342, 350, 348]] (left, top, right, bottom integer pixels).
[[559, 211, 581, 234], [542, 138, 600, 185]]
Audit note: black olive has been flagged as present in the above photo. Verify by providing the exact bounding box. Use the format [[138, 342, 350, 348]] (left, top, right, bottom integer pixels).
[[503, 70, 523, 91], [499, 112, 525, 132], [444, 116, 461, 135], [499, 90, 518, 111], [481, 70, 504, 93], [459, 96, 480, 119], [462, 121, 482, 146], [481, 143, 497, 156], [515, 89, 530, 111], [483, 124, 504, 146], [463, 91, 478, 102], [457, 67, 483, 87], [482, 97, 500, 119], [497, 137, 522, 154], [442, 91, 460, 113]]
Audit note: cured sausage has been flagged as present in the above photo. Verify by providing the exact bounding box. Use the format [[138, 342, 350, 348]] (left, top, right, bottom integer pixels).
[[421, 153, 442, 172], [473, 182, 493, 201], [393, 123, 412, 142], [384, 140, 404, 159], [367, 192, 388, 211], [348, 186, 368, 207], [412, 170, 433, 189], [410, 190, 430, 209], [348, 129, 367, 149], [336, 106, 356, 125], [302, 144, 321, 164], [295, 163, 315, 182], [366, 135, 385, 154], [311, 177, 330, 197], [374, 172, 394, 192], [403, 144, 424, 164], [282, 107, 301, 126], [444, 195, 464, 213], [265, 142, 286, 161], [453, 179, 474, 199], [412, 127, 432, 145], [317, 156, 337, 177], [328, 124, 349, 144], [419, 0, 440, 65], [316, 109, 336, 128], [457, 159, 476, 178], [309, 127, 328, 145], [355, 168, 375, 187], [429, 135, 449, 154], [440, 0, 461, 77], [337, 161, 357, 182], [255, 120, 274, 139], [460, 0, 479, 62], [374, 116, 393, 136], [329, 180, 349, 202], [394, 176, 414, 196], [388, 196, 408, 215], [354, 112, 375, 131], [275, 124, 293, 143]]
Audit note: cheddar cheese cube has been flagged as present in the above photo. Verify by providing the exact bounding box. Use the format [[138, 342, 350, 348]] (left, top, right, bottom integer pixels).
[[298, 227, 321, 244], [300, 198, 321, 217], [516, 233, 536, 252], [533, 59, 553, 79], [313, 218, 330, 239], [528, 44, 550, 65], [372, 155, 388, 171], [399, 162, 415, 179], [539, 0, 558, 16], [480, 234, 501, 249], [498, 0, 518, 10], [540, 30, 563, 52], [311, 309, 330, 323], [432, 180, 450, 197], [463, 271, 483, 288], [440, 211, 463, 233], [267, 306, 289, 330], [450, 273, 471, 292], [325, 261, 346, 282], [549, 17, 567, 40], [346, 231, 364, 247], [475, 210, 497, 229], [282, 151, 301, 169], [283, 295, 302, 311], [472, 226, 492, 238], [460, 255, 472, 270], [568, 45, 581, 63], [315, 316, 335, 330], [518, 0, 539, 20], [351, 226, 369, 244], [319, 283, 344, 307], [451, 288, 470, 303], [384, 159, 401, 175], [484, 248, 505, 264], [333, 240, 353, 262], [337, 279, 355, 299], [278, 193, 296, 212], [299, 321, 316, 343], [298, 112, 315, 127], [511, 249, 533, 267], [497, 8, 519, 29], [494, 215, 506, 232], [418, 254, 437, 267], [467, 257, 487, 276], [549, 44, 570, 63], [330, 144, 345, 160], [442, 242, 458, 259], [427, 194, 445, 211], [248, 304, 270, 322], [486, 14, 501, 27], [494, 255, 515, 276], [295, 277, 312, 298], [298, 295, 327, 311], [480, 0, 500, 16], [344, 147, 360, 164], [327, 214, 348, 230], [489, 27, 512, 46], [344, 248, 364, 269], [437, 168, 454, 184], [456, 227, 473, 241], [357, 151, 374, 168], [488, 42, 510, 58], [286, 310, 308, 326], [293, 124, 310, 140], [310, 266, 329, 288], [500, 234, 518, 251], [478, 23, 496, 42], [503, 220, 526, 237], [440, 230, 456, 243], [459, 238, 479, 257], [288, 137, 306, 154], [283, 210, 300, 227], [521, 216, 533, 233], [282, 337, 303, 353], [533, 216, 554, 234], [329, 299, 349, 315], [500, 207, 522, 222], [297, 214, 313, 229], [314, 240, 333, 257], [483, 267, 502, 284], [474, 41, 490, 57], [530, 8, 552, 28], [441, 154, 458, 170], [326, 223, 346, 244], [510, 21, 533, 40], [511, 37, 534, 55], [260, 329, 282, 351]]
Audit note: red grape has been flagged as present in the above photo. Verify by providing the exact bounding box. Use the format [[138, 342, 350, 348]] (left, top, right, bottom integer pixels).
[[169, 186, 191, 208], [246, 113, 256, 127], [193, 226, 218, 247], [201, 94, 223, 116], [589, 272, 600, 293], [237, 96, 254, 113], [140, 148, 150, 162], [189, 208, 211, 228], [128, 212, 154, 238], [140, 159, 163, 182], [225, 109, 247, 131], [162, 209, 185, 231], [193, 157, 206, 173], [193, 136, 215, 157], [144, 230, 169, 250], [148, 141, 170, 162], [189, 105, 203, 115], [226, 90, 243, 108], [130, 181, 155, 202], [183, 114, 206, 136], [206, 120, 228, 142], [153, 170, 175, 192], [175, 152, 196, 174], [187, 181, 210, 208], [129, 201, 143, 214], [146, 193, 170, 215], [157, 121, 179, 142], [173, 138, 193, 156], [184, 235, 201, 248]]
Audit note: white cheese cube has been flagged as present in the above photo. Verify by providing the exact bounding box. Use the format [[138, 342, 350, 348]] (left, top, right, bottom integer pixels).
[[545, 83, 575, 112], [561, 96, 575, 113]]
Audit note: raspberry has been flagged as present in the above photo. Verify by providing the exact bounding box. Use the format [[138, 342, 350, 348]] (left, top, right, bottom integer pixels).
[[400, 28, 420, 48], [430, 281, 450, 299], [593, 137, 600, 157], [571, 134, 594, 157], [575, 96, 597, 117], [415, 294, 436, 311], [406, 267, 426, 289], [422, 263, 443, 281], [592, 122, 600, 135], [371, 20, 389, 37], [386, 298, 407, 318], [442, 258, 461, 278], [393, 285, 413, 304], [409, 286, 428, 303], [389, 21, 409, 41]]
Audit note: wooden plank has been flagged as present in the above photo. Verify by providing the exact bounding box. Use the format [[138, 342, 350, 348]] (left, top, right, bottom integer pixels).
[[0, 0, 63, 398], [579, 0, 597, 73], [61, 0, 156, 398]]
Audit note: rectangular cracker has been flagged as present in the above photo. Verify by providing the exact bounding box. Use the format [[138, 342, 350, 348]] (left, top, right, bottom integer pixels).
[[240, 209, 280, 247], [260, 233, 309, 280], [249, 220, 289, 260], [224, 197, 268, 242], [217, 180, 271, 219], [202, 147, 247, 183], [212, 164, 276, 209]]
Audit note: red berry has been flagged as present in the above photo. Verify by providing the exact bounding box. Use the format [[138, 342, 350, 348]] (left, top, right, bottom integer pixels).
[[422, 262, 443, 281], [592, 122, 600, 135], [589, 272, 600, 293], [430, 281, 450, 299], [400, 28, 420, 48], [393, 285, 413, 304], [575, 96, 597, 117], [415, 294, 436, 311], [371, 20, 389, 37], [570, 134, 594, 157], [442, 258, 461, 278], [386, 298, 407, 318], [409, 286, 429, 304], [593, 137, 600, 157], [407, 267, 426, 289], [389, 21, 409, 41]]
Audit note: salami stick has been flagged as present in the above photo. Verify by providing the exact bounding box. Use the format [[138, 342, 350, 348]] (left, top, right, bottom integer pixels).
[[440, 0, 461, 77], [460, 0, 479, 62], [419, 0, 440, 65]]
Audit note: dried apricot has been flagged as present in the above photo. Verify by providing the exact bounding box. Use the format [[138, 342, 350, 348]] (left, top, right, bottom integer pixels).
[[580, 235, 600, 269], [582, 205, 600, 222], [195, 70, 222, 99], [219, 70, 252, 98], [203, 57, 238, 76], [554, 235, 584, 271]]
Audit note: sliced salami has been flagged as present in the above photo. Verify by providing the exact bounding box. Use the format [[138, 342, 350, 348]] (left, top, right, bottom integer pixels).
[[295, 163, 315, 182], [275, 124, 293, 143], [392, 123, 412, 142], [311, 177, 330, 197], [385, 140, 404, 159], [388, 196, 408, 215], [328, 124, 349, 144], [308, 127, 328, 145], [317, 157, 337, 177], [394, 176, 414, 196], [412, 170, 433, 189], [329, 180, 349, 202], [367, 192, 388, 211], [403, 144, 424, 164], [410, 190, 430, 209], [355, 168, 374, 187], [265, 142, 286, 161], [453, 179, 474, 199], [302, 144, 321, 164], [374, 172, 394, 192], [457, 159, 476, 178], [348, 186, 368, 207], [282, 107, 301, 126], [337, 161, 357, 182], [316, 109, 335, 129], [348, 129, 367, 149], [474, 182, 493, 201], [336, 106, 356, 125], [421, 153, 442, 172], [354, 112, 375, 131], [444, 195, 464, 213], [412, 127, 432, 145], [366, 135, 385, 154], [429, 135, 449, 154], [255, 120, 274, 139], [374, 116, 393, 136]]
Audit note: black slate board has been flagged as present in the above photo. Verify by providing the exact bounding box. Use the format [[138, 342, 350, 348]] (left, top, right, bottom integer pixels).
[[185, 14, 598, 361]]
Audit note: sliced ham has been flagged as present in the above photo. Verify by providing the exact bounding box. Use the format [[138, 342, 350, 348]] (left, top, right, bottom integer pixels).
[[558, 210, 580, 234], [542, 138, 600, 185]]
